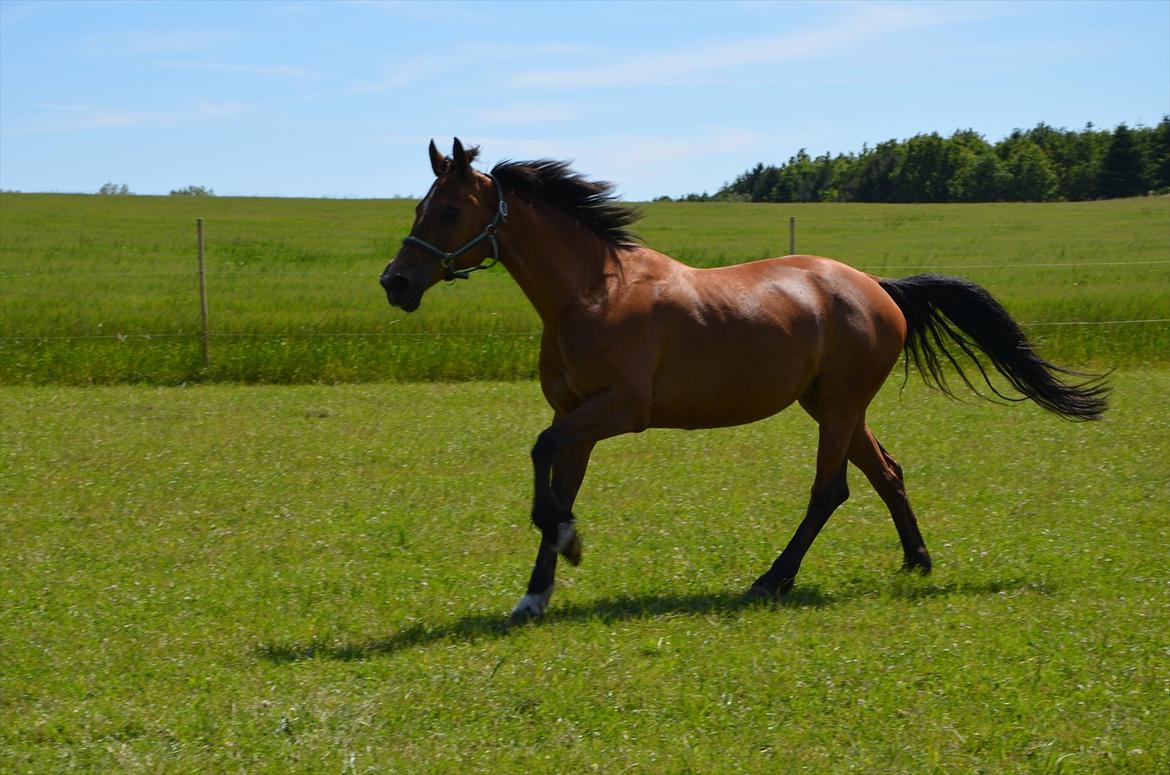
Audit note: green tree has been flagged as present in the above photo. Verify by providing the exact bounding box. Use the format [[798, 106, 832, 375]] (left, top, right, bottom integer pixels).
[[717, 163, 771, 201], [896, 133, 951, 202], [751, 165, 781, 203], [950, 151, 1008, 202], [820, 152, 859, 202], [170, 185, 216, 197], [680, 118, 1158, 203], [853, 140, 902, 202], [828, 151, 862, 202], [774, 150, 817, 202], [1001, 137, 1058, 201], [945, 130, 995, 202], [1097, 124, 1149, 198], [1147, 116, 1170, 190], [1054, 123, 1110, 200]]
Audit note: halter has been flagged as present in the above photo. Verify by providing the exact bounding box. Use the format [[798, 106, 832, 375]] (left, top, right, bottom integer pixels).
[[401, 173, 509, 281]]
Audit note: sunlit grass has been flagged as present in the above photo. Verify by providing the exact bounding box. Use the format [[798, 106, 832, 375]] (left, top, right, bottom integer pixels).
[[2, 371, 1167, 771]]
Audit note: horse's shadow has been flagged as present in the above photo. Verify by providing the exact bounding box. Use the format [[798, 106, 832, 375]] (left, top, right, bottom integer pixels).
[[257, 576, 1044, 664]]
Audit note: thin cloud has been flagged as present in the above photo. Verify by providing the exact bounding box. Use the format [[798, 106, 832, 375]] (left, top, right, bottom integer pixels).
[[8, 102, 244, 135], [162, 61, 320, 80], [348, 59, 461, 93], [83, 29, 243, 56], [337, 0, 479, 24], [32, 104, 167, 131], [510, 4, 1001, 90], [580, 126, 772, 182], [469, 42, 597, 58], [475, 102, 580, 126], [0, 1, 42, 29], [471, 125, 769, 197], [349, 38, 600, 95]]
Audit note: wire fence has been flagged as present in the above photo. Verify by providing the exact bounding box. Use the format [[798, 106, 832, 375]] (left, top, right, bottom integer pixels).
[[2, 253, 1167, 343], [2, 320, 1166, 343], [4, 258, 1170, 279], [0, 331, 542, 342]]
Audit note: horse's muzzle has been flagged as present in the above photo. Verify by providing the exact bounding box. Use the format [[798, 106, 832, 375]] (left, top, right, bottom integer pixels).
[[380, 272, 420, 312]]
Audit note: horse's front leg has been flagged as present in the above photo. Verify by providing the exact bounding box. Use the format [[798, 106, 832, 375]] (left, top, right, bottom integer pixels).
[[512, 387, 646, 619], [511, 439, 594, 619]]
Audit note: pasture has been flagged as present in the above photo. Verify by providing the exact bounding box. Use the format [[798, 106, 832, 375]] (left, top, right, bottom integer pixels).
[[1, 193, 1167, 384], [1, 192, 1168, 771], [2, 372, 1168, 772]]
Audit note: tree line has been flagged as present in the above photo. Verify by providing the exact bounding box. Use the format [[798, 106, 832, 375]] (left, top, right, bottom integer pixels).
[[98, 183, 215, 196], [674, 119, 1170, 203]]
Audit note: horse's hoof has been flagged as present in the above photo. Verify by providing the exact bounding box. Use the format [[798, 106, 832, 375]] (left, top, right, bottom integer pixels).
[[745, 584, 775, 602], [510, 588, 552, 621], [903, 549, 933, 575], [555, 522, 582, 567], [745, 576, 794, 603]]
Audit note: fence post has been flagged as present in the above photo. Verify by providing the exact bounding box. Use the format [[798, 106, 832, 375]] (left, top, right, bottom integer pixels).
[[789, 216, 796, 255], [197, 218, 210, 370]]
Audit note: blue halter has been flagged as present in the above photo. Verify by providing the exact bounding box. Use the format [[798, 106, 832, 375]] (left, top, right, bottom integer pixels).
[[401, 173, 509, 281]]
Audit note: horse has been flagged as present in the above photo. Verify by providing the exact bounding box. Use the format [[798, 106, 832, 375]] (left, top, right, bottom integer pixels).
[[380, 138, 1109, 619]]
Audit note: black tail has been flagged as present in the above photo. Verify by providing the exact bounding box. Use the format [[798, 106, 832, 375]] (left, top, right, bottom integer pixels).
[[878, 274, 1109, 421]]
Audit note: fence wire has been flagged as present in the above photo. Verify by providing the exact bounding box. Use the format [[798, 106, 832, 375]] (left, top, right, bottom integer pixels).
[[2, 256, 1167, 342], [2, 259, 1169, 279], [1, 320, 1166, 343]]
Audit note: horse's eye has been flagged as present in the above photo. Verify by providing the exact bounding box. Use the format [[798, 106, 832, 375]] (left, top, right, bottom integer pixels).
[[440, 204, 460, 221]]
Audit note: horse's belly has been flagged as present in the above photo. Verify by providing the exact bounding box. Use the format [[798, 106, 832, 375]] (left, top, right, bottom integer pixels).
[[649, 393, 794, 430], [648, 341, 811, 429]]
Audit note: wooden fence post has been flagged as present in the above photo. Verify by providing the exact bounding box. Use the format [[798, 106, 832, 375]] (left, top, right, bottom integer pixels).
[[197, 218, 210, 370]]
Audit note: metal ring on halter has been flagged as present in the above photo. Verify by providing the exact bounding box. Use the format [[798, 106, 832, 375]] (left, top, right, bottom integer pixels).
[[401, 173, 509, 282]]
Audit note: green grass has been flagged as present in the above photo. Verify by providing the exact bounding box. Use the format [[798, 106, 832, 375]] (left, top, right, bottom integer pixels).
[[1, 194, 1167, 383], [2, 371, 1167, 772]]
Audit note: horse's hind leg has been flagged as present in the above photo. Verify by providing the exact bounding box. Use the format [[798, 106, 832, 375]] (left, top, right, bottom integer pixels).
[[749, 410, 857, 600], [848, 424, 931, 573]]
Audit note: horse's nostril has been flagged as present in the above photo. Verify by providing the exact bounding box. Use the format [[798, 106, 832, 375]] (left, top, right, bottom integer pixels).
[[383, 275, 407, 296], [381, 273, 409, 297]]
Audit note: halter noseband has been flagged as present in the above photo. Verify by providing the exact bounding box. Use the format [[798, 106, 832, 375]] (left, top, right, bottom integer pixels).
[[401, 173, 509, 282]]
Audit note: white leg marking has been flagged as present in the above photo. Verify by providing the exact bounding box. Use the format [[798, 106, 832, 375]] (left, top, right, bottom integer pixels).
[[511, 585, 553, 619], [554, 522, 576, 554]]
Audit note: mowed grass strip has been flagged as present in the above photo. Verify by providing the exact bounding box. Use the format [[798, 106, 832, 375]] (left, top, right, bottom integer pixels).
[[2, 372, 1167, 772], [1, 193, 1167, 384]]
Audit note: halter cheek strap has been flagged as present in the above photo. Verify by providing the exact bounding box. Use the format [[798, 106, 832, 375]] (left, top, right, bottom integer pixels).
[[401, 173, 509, 282]]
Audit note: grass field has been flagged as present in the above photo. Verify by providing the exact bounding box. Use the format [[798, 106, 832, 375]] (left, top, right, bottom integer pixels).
[[2, 371, 1168, 772], [2, 192, 1168, 771], [1, 193, 1167, 383]]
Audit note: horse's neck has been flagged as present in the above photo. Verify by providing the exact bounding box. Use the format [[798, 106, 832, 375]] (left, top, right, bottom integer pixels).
[[497, 202, 612, 325]]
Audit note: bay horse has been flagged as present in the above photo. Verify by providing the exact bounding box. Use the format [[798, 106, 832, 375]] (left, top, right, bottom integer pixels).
[[380, 139, 1108, 619]]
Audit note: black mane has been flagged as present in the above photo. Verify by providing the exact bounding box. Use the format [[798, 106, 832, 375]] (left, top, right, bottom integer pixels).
[[491, 159, 642, 246]]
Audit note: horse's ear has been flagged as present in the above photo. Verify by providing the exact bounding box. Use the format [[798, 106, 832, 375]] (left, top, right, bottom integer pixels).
[[428, 139, 446, 177], [452, 137, 470, 176]]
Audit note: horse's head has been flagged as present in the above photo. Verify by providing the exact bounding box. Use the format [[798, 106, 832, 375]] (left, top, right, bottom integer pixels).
[[380, 138, 506, 312]]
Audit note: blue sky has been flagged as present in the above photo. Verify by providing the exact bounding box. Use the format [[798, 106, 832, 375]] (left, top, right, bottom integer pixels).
[[1, 0, 1167, 200]]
